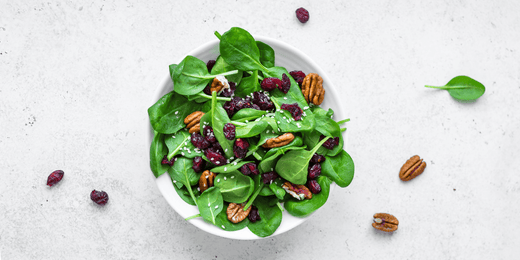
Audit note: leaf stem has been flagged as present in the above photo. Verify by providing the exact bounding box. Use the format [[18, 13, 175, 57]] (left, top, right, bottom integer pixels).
[[424, 85, 469, 90], [311, 136, 330, 154], [214, 31, 222, 40], [276, 202, 284, 212], [230, 120, 247, 126], [340, 127, 346, 132], [253, 151, 262, 161], [196, 92, 232, 101], [244, 182, 264, 210], [186, 184, 198, 207], [336, 118, 350, 125], [185, 213, 201, 221]]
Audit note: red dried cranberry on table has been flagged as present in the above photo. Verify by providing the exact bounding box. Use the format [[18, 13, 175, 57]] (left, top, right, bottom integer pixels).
[[192, 156, 205, 173], [46, 170, 64, 187], [204, 147, 226, 166], [308, 163, 321, 179], [191, 132, 210, 150], [289, 70, 306, 86], [281, 103, 303, 121], [295, 7, 310, 23], [203, 125, 217, 143], [252, 91, 274, 111], [91, 190, 109, 205], [223, 100, 236, 117]]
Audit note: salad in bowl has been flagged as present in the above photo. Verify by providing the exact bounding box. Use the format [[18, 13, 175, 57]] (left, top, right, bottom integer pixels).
[[148, 27, 354, 239]]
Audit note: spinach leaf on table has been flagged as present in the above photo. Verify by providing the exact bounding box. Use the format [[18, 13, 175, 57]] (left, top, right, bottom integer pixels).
[[150, 131, 170, 178], [199, 91, 235, 158], [164, 129, 203, 160], [211, 56, 243, 85], [321, 150, 355, 188], [425, 75, 485, 101], [275, 137, 331, 184], [196, 187, 223, 225], [214, 171, 255, 203], [148, 91, 199, 134], [247, 196, 283, 237], [256, 41, 275, 68], [284, 176, 332, 217], [215, 208, 250, 231]]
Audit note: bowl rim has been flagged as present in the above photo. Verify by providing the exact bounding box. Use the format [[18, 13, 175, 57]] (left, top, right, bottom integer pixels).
[[149, 34, 346, 240]]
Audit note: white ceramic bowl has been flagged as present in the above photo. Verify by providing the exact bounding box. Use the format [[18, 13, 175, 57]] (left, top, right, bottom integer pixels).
[[150, 35, 346, 240]]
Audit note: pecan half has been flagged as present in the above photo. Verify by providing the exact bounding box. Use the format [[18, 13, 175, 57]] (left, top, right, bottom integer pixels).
[[282, 181, 312, 200], [301, 73, 325, 105], [372, 213, 399, 232], [199, 170, 217, 193], [210, 76, 230, 93], [262, 133, 295, 148], [399, 155, 427, 181], [226, 202, 251, 223], [184, 111, 204, 134]]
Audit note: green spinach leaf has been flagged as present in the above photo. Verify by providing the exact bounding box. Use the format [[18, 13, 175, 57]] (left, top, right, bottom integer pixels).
[[321, 150, 355, 188], [425, 75, 485, 101], [284, 176, 332, 217], [219, 27, 267, 72], [150, 131, 169, 178], [256, 41, 275, 68], [247, 196, 283, 237], [211, 161, 253, 174], [164, 129, 203, 160], [215, 208, 250, 231], [199, 91, 235, 158], [231, 108, 267, 122], [148, 91, 199, 134], [235, 120, 269, 138], [173, 181, 200, 206], [196, 187, 223, 225], [168, 157, 199, 205], [214, 171, 254, 203], [263, 136, 304, 158], [211, 56, 243, 85]]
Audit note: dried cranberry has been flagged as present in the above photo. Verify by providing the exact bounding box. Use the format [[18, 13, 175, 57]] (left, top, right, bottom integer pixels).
[[320, 135, 339, 149], [233, 138, 249, 159], [307, 179, 321, 194], [252, 91, 274, 111], [261, 77, 283, 91], [223, 123, 236, 140], [203, 84, 212, 95], [161, 155, 175, 166], [223, 100, 236, 117], [190, 132, 210, 150], [279, 73, 291, 94], [204, 147, 226, 166], [203, 125, 217, 143], [90, 190, 109, 205], [206, 59, 216, 72], [221, 82, 236, 97], [295, 7, 309, 23], [261, 171, 279, 184], [248, 205, 261, 222], [310, 153, 326, 164], [281, 103, 303, 121], [289, 70, 306, 86], [308, 163, 321, 179], [240, 163, 260, 176], [46, 170, 64, 187], [192, 156, 205, 173], [251, 104, 261, 110], [212, 142, 225, 155]]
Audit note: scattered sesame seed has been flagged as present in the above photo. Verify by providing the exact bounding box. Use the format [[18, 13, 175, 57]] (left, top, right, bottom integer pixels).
[[224, 177, 227, 180], [215, 205, 219, 209], [181, 152, 185, 156], [173, 180, 177, 183], [233, 162, 237, 165], [225, 149, 228, 152], [172, 135, 176, 138], [216, 161, 220, 164], [211, 157, 214, 161], [224, 167, 227, 171], [217, 179, 220, 182], [175, 111, 179, 115], [271, 168, 273, 171], [283, 97, 287, 100], [222, 225, 226, 229], [231, 176, 235, 179], [208, 203, 211, 206]]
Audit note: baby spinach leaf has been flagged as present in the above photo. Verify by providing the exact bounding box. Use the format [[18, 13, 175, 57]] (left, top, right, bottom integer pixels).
[[235, 70, 261, 97], [168, 157, 199, 205], [150, 131, 169, 178], [312, 107, 341, 138], [269, 178, 286, 200], [164, 130, 203, 160], [425, 75, 485, 101], [256, 41, 275, 68], [199, 91, 235, 158], [219, 27, 268, 73], [303, 130, 344, 157], [172, 55, 238, 96], [173, 182, 200, 206], [214, 171, 254, 203], [284, 176, 332, 217], [248, 196, 283, 237], [215, 208, 250, 231], [263, 136, 304, 158], [211, 56, 243, 85], [231, 108, 267, 122], [148, 91, 199, 134], [211, 161, 253, 174], [321, 150, 355, 188], [197, 187, 223, 225], [235, 120, 269, 138], [275, 137, 330, 184], [257, 127, 280, 147], [253, 174, 274, 196]]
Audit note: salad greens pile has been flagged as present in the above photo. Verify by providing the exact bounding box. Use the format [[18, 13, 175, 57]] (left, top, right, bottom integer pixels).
[[148, 27, 354, 237]]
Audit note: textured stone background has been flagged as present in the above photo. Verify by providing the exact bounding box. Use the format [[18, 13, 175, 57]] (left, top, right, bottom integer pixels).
[[1, 0, 519, 259]]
